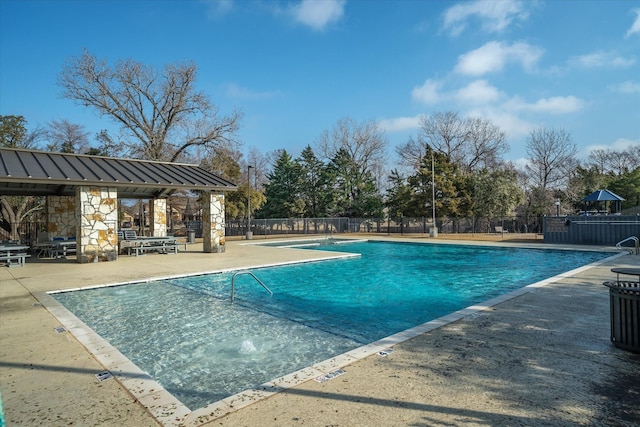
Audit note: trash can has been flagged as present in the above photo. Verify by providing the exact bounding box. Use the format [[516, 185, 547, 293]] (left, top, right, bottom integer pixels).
[[187, 229, 195, 244], [603, 280, 640, 353]]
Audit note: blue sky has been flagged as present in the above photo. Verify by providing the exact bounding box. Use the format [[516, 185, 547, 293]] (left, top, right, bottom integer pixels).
[[1, 0, 639, 165]]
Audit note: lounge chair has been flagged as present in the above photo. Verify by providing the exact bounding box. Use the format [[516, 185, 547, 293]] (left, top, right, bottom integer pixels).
[[124, 230, 138, 240]]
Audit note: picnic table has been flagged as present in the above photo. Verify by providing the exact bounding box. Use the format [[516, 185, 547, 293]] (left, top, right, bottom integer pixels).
[[0, 243, 31, 267], [53, 240, 77, 258], [32, 238, 76, 259], [120, 236, 183, 256]]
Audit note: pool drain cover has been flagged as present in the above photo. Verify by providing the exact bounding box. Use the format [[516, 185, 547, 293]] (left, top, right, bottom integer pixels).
[[95, 371, 113, 382], [53, 326, 66, 334]]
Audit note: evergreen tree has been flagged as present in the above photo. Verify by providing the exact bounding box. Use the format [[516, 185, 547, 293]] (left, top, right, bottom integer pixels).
[[297, 145, 332, 217], [406, 147, 471, 219], [324, 148, 383, 218], [385, 169, 413, 220], [258, 150, 304, 218]]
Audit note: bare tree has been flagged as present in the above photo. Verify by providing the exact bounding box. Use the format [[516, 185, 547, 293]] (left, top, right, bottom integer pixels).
[[464, 117, 508, 173], [587, 145, 640, 175], [395, 135, 426, 172], [418, 111, 467, 164], [85, 130, 127, 157], [410, 112, 508, 174], [526, 126, 577, 189], [46, 119, 90, 153], [587, 149, 610, 175], [627, 145, 640, 169], [525, 126, 577, 215], [316, 117, 388, 186], [604, 146, 640, 175], [58, 50, 242, 162]]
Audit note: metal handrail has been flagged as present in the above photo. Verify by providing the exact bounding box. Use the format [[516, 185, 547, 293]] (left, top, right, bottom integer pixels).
[[231, 271, 273, 303], [615, 236, 639, 255]]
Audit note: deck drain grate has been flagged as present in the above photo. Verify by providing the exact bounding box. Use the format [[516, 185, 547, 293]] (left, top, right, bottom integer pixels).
[[95, 371, 113, 382], [53, 326, 67, 334], [315, 369, 345, 383]]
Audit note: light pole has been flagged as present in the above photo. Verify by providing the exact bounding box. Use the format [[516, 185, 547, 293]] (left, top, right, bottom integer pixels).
[[555, 199, 560, 217], [430, 151, 438, 237], [246, 165, 254, 240]]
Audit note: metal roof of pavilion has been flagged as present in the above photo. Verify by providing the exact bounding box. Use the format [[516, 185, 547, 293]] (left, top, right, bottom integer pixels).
[[0, 148, 237, 198], [581, 189, 625, 202]]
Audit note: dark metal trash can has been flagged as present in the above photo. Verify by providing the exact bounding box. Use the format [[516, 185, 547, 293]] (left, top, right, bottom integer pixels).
[[603, 280, 640, 353], [187, 230, 195, 244]]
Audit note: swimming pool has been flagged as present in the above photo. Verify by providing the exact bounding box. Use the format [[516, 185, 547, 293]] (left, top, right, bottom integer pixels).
[[51, 240, 611, 412]]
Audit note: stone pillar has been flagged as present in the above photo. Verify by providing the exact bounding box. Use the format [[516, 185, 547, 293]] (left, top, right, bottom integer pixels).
[[150, 198, 167, 237], [202, 192, 225, 253], [76, 186, 119, 263], [46, 196, 77, 238]]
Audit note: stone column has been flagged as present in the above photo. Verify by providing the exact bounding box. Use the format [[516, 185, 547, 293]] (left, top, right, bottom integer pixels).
[[46, 196, 77, 238], [150, 198, 167, 237], [76, 186, 119, 263], [202, 192, 225, 253]]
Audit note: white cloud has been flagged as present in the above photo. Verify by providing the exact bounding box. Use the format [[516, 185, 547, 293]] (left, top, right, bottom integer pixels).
[[225, 83, 283, 100], [203, 0, 233, 17], [465, 106, 533, 140], [504, 95, 586, 114], [513, 157, 531, 171], [584, 138, 640, 156], [526, 96, 586, 114], [610, 80, 640, 94], [454, 41, 543, 75], [290, 0, 345, 31], [454, 79, 503, 104], [626, 8, 640, 37], [570, 50, 635, 68], [443, 0, 530, 36], [378, 116, 421, 133], [411, 76, 582, 115], [411, 79, 443, 104]]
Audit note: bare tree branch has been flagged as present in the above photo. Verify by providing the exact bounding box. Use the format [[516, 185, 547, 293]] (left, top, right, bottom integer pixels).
[[58, 50, 242, 161]]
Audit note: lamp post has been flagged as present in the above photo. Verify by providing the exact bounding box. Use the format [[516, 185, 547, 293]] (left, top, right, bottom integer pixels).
[[246, 165, 254, 240], [430, 150, 438, 237], [555, 199, 560, 217]]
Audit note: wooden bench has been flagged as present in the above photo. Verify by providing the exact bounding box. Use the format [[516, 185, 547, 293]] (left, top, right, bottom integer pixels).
[[0, 252, 31, 267]]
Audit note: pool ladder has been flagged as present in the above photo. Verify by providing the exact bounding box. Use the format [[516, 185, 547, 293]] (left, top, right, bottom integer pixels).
[[231, 271, 273, 303], [615, 236, 639, 255]]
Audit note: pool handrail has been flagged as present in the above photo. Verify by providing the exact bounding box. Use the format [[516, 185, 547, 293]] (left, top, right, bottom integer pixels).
[[616, 236, 639, 255], [231, 271, 273, 303]]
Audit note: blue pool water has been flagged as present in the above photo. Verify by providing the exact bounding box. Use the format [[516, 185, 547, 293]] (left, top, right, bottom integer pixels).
[[52, 241, 610, 410]]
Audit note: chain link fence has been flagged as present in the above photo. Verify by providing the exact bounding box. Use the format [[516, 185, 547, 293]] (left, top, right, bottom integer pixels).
[[2, 215, 542, 242], [225, 215, 542, 238]]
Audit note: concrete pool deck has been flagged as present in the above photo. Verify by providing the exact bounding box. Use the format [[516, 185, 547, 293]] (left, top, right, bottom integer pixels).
[[1, 236, 639, 426]]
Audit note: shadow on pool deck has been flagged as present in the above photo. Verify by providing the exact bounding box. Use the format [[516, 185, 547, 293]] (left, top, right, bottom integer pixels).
[[1, 237, 639, 426]]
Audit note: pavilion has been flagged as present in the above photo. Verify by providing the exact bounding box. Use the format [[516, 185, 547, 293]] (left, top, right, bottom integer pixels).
[[0, 147, 236, 263]]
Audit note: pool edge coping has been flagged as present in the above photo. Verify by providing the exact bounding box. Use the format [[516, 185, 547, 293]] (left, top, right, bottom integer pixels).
[[34, 245, 625, 427]]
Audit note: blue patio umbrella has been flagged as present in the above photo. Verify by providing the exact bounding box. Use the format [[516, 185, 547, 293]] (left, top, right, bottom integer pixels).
[[582, 189, 625, 214]]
